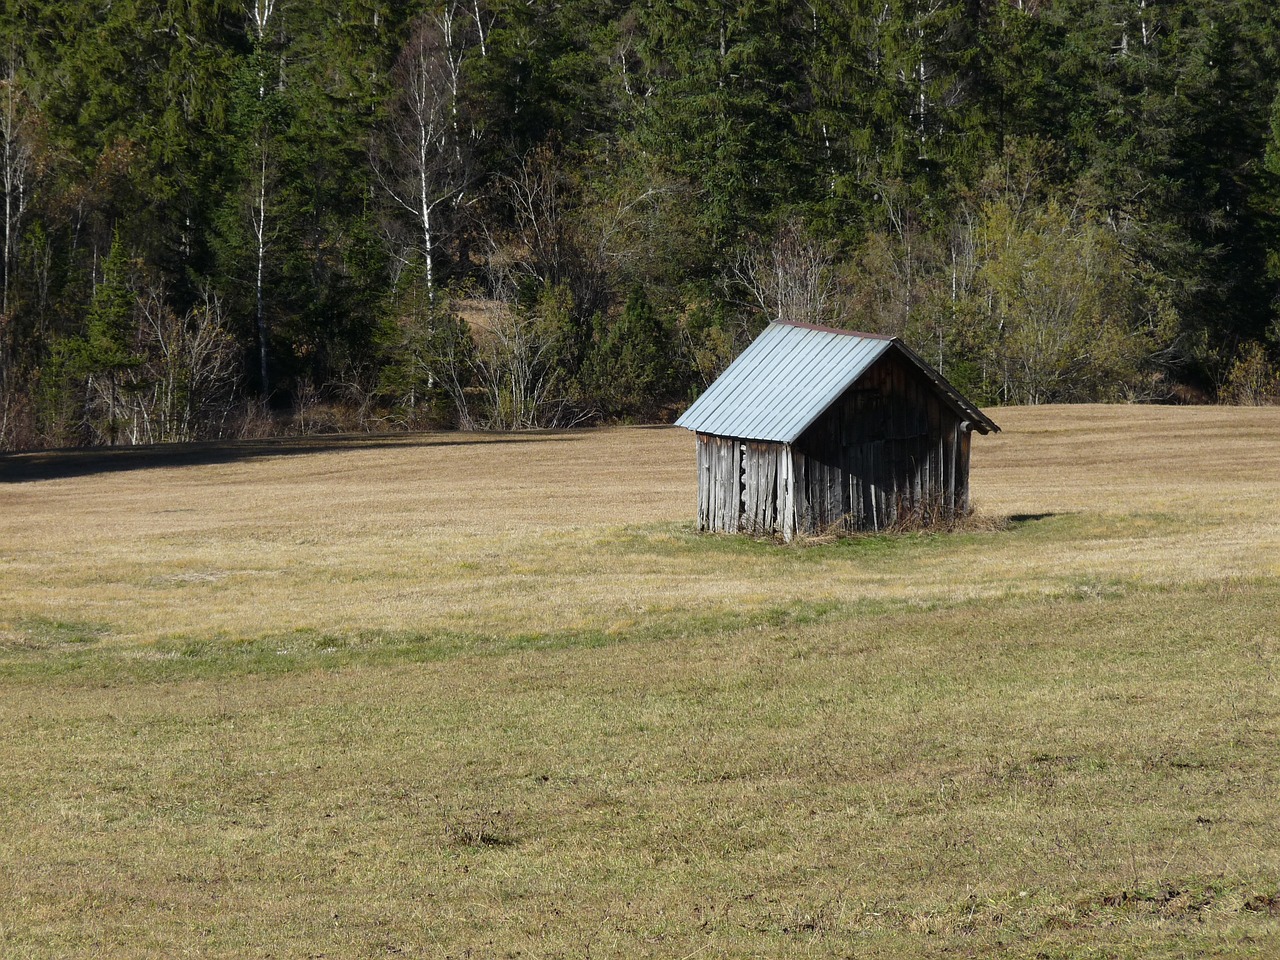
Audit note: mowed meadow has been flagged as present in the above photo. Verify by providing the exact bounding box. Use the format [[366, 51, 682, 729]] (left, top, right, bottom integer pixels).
[[1, 406, 1278, 958]]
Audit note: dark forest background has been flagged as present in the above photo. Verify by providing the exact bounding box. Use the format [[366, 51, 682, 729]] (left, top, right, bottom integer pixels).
[[3, 0, 1280, 448]]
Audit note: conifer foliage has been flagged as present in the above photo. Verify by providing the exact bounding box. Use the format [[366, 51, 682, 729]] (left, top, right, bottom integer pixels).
[[1, 0, 1279, 447]]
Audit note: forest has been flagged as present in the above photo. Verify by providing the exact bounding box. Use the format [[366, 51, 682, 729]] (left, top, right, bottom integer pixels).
[[1, 0, 1280, 449]]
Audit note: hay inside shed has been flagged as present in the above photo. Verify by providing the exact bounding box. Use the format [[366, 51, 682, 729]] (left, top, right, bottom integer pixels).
[[675, 320, 1000, 540]]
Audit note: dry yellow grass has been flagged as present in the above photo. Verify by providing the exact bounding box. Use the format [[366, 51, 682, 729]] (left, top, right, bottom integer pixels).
[[3, 404, 1280, 646], [1, 405, 1278, 958]]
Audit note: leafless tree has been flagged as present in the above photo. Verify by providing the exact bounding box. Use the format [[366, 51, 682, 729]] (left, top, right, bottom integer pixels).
[[86, 282, 240, 444], [467, 300, 582, 429], [729, 219, 842, 328], [483, 146, 680, 324], [247, 0, 280, 395], [484, 146, 577, 292], [135, 285, 240, 442], [0, 54, 36, 318], [375, 5, 474, 298], [431, 292, 587, 431]]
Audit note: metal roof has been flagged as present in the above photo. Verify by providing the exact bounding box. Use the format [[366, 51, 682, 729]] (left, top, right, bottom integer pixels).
[[675, 320, 999, 443]]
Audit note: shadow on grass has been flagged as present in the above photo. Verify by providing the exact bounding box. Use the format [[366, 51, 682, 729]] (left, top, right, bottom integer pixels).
[[1009, 513, 1060, 524], [0, 432, 582, 483]]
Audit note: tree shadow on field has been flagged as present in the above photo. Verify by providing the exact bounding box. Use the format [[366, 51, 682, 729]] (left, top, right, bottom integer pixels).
[[0, 432, 582, 483]]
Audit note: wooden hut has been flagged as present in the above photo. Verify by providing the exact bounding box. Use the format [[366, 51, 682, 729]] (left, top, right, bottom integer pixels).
[[675, 320, 999, 540]]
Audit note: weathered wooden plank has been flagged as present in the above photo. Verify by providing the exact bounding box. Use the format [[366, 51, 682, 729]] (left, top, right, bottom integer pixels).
[[730, 441, 738, 531], [749, 445, 758, 535], [887, 439, 899, 527], [711, 437, 721, 535], [814, 457, 826, 531], [701, 437, 711, 529], [731, 441, 741, 532], [756, 444, 767, 534], [868, 441, 880, 531], [936, 428, 946, 520], [722, 438, 732, 532], [781, 446, 795, 542], [710, 436, 720, 529], [912, 441, 922, 520], [711, 437, 723, 532], [947, 420, 958, 515], [720, 437, 733, 532], [793, 451, 807, 534], [798, 453, 810, 533], [757, 448, 768, 534], [813, 456, 823, 530], [755, 449, 763, 534], [731, 440, 742, 531], [739, 442, 749, 534], [762, 445, 773, 534], [749, 444, 763, 534], [703, 435, 714, 531], [857, 444, 866, 530], [830, 455, 843, 529], [806, 455, 817, 532], [697, 436, 708, 530]]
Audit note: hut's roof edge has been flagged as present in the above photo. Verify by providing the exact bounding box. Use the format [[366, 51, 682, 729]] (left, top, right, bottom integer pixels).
[[675, 321, 999, 442]]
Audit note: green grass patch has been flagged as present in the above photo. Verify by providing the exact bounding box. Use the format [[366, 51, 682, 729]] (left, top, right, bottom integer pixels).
[[1, 616, 112, 650], [2, 577, 1278, 957]]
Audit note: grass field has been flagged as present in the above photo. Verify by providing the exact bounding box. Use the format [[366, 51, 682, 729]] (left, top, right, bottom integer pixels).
[[1, 405, 1278, 958]]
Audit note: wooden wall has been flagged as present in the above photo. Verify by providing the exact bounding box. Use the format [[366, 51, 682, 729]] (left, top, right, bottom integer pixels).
[[697, 435, 794, 538], [793, 351, 971, 533], [695, 352, 974, 539]]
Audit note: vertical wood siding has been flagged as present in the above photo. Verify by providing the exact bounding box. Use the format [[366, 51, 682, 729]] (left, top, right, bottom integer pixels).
[[694, 352, 975, 539]]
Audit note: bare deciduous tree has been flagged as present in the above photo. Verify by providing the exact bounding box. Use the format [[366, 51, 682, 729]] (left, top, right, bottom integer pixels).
[[478, 146, 618, 336], [247, 0, 280, 396], [486, 147, 576, 292], [134, 285, 240, 442], [431, 293, 586, 431], [729, 219, 842, 328], [83, 282, 239, 444], [375, 5, 474, 298], [0, 54, 36, 319], [468, 300, 583, 429]]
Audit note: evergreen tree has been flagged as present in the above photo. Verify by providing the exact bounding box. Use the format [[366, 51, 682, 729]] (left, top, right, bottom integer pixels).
[[588, 288, 674, 419], [633, 0, 809, 253]]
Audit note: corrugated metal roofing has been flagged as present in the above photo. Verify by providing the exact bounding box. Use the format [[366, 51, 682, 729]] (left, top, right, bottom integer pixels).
[[675, 320, 998, 443]]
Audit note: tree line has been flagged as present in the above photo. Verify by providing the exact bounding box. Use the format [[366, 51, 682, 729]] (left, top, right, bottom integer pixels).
[[2, 0, 1280, 449]]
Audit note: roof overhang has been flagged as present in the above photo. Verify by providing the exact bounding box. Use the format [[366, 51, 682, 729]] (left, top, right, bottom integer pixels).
[[675, 320, 999, 441]]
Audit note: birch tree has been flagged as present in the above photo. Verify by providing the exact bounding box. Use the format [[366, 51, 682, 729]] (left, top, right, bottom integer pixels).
[[0, 55, 35, 319], [376, 5, 473, 299], [245, 0, 281, 396]]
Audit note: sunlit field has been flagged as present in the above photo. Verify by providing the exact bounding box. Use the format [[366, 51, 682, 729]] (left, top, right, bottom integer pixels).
[[1, 406, 1278, 958]]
